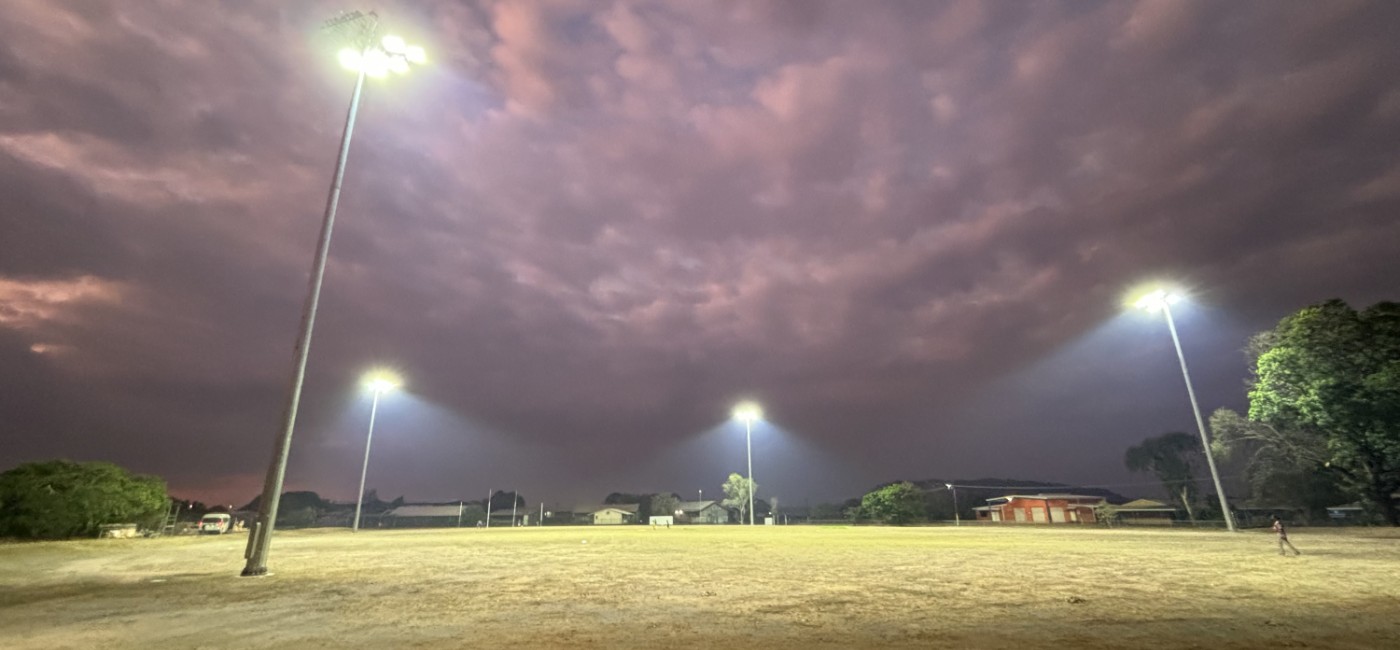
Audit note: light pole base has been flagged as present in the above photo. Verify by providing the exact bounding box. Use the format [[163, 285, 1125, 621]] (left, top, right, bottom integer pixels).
[[240, 567, 269, 577]]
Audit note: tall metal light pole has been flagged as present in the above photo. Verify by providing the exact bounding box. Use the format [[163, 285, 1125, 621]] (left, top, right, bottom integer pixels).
[[353, 370, 401, 531], [242, 12, 427, 577], [1135, 288, 1237, 532], [946, 483, 960, 526], [732, 402, 762, 526]]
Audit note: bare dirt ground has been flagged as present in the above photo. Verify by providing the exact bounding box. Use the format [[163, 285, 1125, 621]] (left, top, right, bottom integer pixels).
[[2, 525, 1398, 649]]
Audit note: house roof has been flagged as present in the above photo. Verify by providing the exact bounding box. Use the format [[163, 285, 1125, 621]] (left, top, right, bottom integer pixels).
[[986, 494, 1106, 504], [675, 500, 721, 512], [593, 504, 639, 514], [1118, 499, 1176, 511], [386, 504, 464, 518]]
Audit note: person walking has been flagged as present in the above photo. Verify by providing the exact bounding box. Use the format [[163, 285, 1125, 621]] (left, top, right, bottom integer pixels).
[[1272, 515, 1301, 556]]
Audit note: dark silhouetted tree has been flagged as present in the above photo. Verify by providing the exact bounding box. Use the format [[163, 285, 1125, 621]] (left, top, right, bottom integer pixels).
[[1125, 432, 1203, 522], [1211, 408, 1347, 521]]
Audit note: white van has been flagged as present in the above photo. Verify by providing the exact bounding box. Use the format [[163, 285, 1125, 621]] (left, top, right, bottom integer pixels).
[[198, 513, 232, 534]]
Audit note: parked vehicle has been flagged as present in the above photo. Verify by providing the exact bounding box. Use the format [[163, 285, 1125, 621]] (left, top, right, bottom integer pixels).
[[198, 513, 232, 535]]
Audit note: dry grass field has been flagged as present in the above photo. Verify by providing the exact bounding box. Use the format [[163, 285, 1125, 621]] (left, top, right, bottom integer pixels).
[[2, 525, 1398, 649]]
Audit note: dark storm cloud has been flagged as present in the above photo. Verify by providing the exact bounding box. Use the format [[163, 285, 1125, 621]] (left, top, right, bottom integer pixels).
[[3, 0, 1399, 506]]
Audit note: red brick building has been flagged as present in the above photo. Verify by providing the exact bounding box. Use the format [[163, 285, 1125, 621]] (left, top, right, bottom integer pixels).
[[972, 493, 1105, 524]]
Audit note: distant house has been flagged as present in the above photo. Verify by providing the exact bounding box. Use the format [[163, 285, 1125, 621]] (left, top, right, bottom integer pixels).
[[1114, 499, 1179, 526], [593, 505, 638, 525], [973, 494, 1105, 524], [383, 504, 470, 528], [674, 500, 729, 524]]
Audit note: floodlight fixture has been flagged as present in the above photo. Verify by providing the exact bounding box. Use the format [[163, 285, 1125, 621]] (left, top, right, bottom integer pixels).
[[363, 369, 402, 394], [732, 402, 763, 423], [1134, 287, 1183, 312]]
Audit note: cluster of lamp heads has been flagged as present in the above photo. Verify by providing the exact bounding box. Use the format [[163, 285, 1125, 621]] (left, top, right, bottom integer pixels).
[[1132, 287, 1184, 312], [338, 35, 427, 78], [732, 401, 763, 423], [362, 369, 402, 394]]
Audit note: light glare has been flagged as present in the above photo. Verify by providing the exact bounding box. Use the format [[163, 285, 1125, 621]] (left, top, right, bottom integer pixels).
[[732, 401, 763, 423], [405, 45, 427, 64], [381, 35, 406, 53], [362, 369, 402, 394], [362, 49, 390, 78], [338, 48, 362, 71], [1128, 286, 1183, 312]]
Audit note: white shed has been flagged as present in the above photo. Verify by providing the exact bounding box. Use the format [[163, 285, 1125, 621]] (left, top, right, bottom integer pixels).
[[592, 505, 637, 525]]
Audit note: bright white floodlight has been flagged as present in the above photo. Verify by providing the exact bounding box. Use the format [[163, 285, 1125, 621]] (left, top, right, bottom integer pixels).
[[732, 402, 763, 423], [381, 34, 406, 53], [338, 48, 362, 71], [1134, 288, 1182, 312], [338, 35, 425, 79], [363, 369, 402, 394]]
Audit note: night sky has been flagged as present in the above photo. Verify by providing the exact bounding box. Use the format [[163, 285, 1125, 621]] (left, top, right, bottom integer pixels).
[[3, 1, 1399, 510]]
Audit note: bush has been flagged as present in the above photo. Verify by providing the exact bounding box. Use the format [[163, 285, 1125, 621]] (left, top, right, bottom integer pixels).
[[0, 460, 168, 539]]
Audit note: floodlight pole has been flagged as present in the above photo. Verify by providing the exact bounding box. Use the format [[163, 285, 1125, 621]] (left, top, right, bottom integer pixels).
[[241, 45, 372, 576], [352, 387, 385, 532], [745, 418, 756, 526], [485, 488, 491, 528], [1160, 304, 1236, 533], [947, 483, 960, 526]]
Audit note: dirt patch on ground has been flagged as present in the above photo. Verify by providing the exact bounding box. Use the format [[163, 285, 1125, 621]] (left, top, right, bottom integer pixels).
[[2, 526, 1398, 648]]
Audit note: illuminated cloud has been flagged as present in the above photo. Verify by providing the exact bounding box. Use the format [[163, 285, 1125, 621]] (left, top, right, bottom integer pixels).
[[0, 275, 125, 329]]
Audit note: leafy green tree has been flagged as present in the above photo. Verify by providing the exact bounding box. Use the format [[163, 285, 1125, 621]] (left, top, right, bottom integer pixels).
[[0, 460, 167, 539], [860, 482, 925, 525], [1125, 432, 1203, 523], [1245, 300, 1400, 524], [650, 493, 681, 520], [721, 473, 757, 524]]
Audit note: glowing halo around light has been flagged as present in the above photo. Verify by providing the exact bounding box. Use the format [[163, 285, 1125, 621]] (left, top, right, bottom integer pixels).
[[361, 369, 402, 394], [732, 402, 763, 423], [337, 35, 425, 78]]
